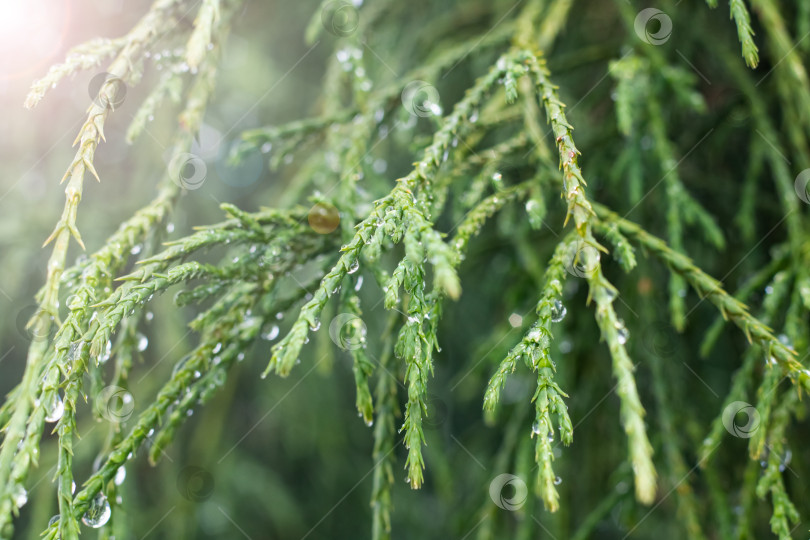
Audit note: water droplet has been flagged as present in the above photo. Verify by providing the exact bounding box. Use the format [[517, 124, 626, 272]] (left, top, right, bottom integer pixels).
[[68, 342, 82, 363], [136, 333, 148, 352], [12, 485, 27, 508], [354, 276, 364, 291], [527, 327, 542, 342], [275, 312, 284, 320], [114, 466, 126, 486], [550, 299, 566, 322], [781, 449, 792, 469], [212, 342, 222, 354], [262, 325, 280, 341], [310, 320, 321, 331], [44, 393, 64, 423], [145, 311, 154, 322], [554, 476, 562, 485], [365, 418, 374, 427], [98, 340, 112, 364], [48, 514, 59, 527], [130, 244, 142, 256], [347, 259, 360, 274], [81, 493, 111, 528], [617, 326, 629, 345], [531, 421, 542, 435], [602, 287, 617, 302], [71, 481, 76, 494], [492, 171, 503, 182]]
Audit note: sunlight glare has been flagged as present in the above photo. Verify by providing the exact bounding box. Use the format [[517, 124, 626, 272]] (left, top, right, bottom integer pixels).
[[0, 0, 69, 81]]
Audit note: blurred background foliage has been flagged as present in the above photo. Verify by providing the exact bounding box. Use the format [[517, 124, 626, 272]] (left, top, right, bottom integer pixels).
[[1, 0, 809, 538]]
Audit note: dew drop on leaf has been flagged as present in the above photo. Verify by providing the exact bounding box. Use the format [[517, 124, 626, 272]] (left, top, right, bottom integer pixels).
[[262, 325, 280, 341], [550, 299, 566, 322], [617, 326, 629, 345], [114, 466, 126, 486], [136, 333, 148, 352], [81, 493, 111, 528], [98, 340, 112, 364], [44, 393, 64, 423], [12, 485, 27, 508]]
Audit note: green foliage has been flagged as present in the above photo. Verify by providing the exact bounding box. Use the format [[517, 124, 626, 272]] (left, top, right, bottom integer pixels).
[[2, 0, 810, 538]]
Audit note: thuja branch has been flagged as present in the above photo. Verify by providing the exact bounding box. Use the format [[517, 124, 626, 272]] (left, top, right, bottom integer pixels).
[[593, 204, 808, 387], [264, 49, 531, 378], [527, 52, 657, 504], [484, 237, 574, 511], [0, 5, 237, 536], [0, 1, 185, 529]]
